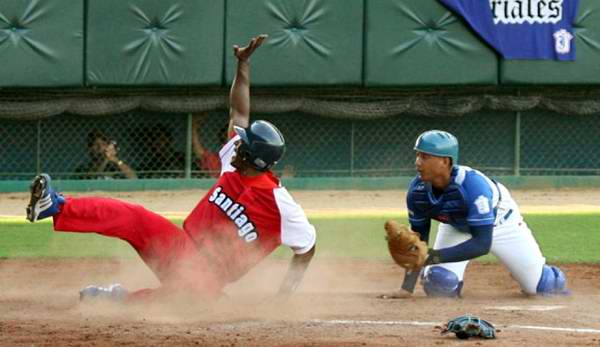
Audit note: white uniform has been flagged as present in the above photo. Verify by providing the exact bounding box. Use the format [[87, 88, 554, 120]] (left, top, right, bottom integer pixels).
[[428, 182, 546, 294], [408, 165, 546, 294]]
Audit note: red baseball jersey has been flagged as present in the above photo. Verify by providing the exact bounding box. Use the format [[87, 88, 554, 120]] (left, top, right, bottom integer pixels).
[[183, 136, 316, 283]]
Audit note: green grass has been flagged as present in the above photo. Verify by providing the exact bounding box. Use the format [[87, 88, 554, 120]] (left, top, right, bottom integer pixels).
[[1, 213, 599, 262]]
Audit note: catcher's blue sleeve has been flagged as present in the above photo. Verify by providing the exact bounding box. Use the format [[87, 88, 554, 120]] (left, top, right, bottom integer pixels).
[[438, 224, 493, 263], [439, 0, 578, 60], [462, 171, 496, 227]]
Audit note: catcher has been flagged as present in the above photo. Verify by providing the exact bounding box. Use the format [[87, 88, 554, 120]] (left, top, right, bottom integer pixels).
[[381, 130, 568, 298]]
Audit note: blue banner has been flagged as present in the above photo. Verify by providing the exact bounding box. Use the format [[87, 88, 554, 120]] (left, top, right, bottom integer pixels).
[[439, 0, 578, 60]]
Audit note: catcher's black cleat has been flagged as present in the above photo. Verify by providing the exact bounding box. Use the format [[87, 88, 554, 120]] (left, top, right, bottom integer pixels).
[[26, 173, 64, 222]]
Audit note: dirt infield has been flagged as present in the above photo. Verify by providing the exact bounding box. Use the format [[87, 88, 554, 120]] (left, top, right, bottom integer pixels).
[[1, 188, 600, 346], [1, 259, 600, 346]]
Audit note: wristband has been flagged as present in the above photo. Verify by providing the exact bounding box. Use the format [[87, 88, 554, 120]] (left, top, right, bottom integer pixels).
[[425, 249, 442, 265]]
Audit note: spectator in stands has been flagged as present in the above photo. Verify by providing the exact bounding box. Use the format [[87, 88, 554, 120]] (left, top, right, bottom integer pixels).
[[75, 130, 136, 180], [192, 113, 223, 178], [280, 164, 296, 178], [137, 124, 186, 178]]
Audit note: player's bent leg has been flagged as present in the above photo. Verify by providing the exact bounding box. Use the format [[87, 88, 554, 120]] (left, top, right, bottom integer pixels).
[[489, 218, 547, 294], [422, 266, 463, 297], [53, 196, 208, 286], [58, 197, 225, 301], [128, 284, 223, 304], [54, 196, 183, 256], [536, 265, 568, 295]]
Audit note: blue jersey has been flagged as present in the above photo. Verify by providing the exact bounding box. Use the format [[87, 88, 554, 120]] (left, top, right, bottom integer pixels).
[[439, 0, 579, 61], [407, 165, 500, 234]]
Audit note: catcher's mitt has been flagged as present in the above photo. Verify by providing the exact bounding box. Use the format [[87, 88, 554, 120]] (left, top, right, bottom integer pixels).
[[439, 315, 497, 339], [384, 220, 428, 271]]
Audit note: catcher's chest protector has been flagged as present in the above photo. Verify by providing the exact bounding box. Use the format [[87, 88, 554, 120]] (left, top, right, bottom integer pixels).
[[411, 182, 468, 226]]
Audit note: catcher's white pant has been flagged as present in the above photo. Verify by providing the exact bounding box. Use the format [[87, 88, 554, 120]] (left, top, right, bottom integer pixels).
[[426, 183, 546, 294]]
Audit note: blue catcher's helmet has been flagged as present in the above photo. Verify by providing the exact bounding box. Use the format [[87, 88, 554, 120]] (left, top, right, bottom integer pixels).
[[414, 130, 459, 165], [234, 120, 285, 172]]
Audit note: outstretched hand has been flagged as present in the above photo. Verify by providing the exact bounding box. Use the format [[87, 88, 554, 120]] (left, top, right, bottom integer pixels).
[[233, 34, 268, 61]]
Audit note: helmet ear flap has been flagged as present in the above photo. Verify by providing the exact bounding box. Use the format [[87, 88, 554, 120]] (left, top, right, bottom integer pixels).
[[237, 141, 253, 163], [253, 157, 269, 171], [237, 141, 271, 171]]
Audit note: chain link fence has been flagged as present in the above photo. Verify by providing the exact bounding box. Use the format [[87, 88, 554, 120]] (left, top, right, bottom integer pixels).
[[1, 110, 600, 180]]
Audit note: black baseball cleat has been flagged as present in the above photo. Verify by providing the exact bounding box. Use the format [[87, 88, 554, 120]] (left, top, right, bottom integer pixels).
[[26, 173, 65, 222]]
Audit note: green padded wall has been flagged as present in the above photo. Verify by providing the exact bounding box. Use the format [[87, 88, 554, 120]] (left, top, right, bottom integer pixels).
[[501, 0, 600, 84], [225, 0, 363, 86], [87, 0, 224, 86], [0, 0, 83, 87], [365, 0, 498, 86]]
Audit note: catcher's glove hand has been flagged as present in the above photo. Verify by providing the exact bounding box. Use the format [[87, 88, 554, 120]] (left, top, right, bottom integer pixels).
[[438, 315, 497, 339], [384, 220, 428, 271]]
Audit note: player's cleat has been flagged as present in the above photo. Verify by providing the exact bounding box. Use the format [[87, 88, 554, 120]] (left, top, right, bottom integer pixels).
[[26, 173, 65, 222], [79, 283, 129, 302], [536, 265, 570, 296]]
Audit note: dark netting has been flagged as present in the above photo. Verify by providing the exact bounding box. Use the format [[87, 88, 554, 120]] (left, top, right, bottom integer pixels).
[[2, 87, 600, 119], [2, 88, 600, 180]]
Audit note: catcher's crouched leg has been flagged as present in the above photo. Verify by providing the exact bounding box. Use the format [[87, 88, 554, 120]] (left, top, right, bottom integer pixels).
[[422, 266, 463, 298], [536, 265, 568, 295]]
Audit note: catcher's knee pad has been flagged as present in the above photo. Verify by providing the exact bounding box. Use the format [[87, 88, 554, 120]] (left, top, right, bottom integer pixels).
[[422, 266, 463, 298], [536, 265, 567, 295]]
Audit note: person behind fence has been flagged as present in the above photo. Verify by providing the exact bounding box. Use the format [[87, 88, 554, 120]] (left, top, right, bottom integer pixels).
[[75, 130, 136, 180], [25, 34, 317, 304], [380, 130, 568, 298], [137, 124, 186, 178], [192, 113, 223, 178]]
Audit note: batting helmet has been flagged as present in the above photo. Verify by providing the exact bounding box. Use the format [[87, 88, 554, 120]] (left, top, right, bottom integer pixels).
[[414, 130, 459, 165], [234, 120, 285, 172]]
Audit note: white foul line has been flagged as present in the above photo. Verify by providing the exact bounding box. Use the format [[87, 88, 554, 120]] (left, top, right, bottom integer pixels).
[[509, 325, 600, 334], [310, 319, 600, 334], [312, 319, 440, 326]]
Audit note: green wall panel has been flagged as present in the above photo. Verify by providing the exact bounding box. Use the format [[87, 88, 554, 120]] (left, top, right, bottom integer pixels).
[[0, 0, 83, 87], [365, 0, 498, 86], [87, 0, 224, 86], [225, 0, 363, 86], [501, 0, 600, 84]]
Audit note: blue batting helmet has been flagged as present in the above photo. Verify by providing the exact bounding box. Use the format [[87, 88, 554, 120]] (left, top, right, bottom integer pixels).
[[234, 120, 285, 171], [414, 130, 459, 165]]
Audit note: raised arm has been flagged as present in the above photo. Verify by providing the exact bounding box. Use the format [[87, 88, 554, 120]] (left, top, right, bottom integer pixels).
[[228, 34, 268, 134], [192, 113, 208, 158]]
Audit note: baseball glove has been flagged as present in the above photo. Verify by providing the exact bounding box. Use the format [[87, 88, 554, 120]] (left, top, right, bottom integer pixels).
[[438, 315, 497, 339], [384, 220, 428, 271]]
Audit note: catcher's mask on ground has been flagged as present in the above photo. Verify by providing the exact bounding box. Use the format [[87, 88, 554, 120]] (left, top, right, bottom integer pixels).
[[233, 120, 285, 172]]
